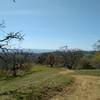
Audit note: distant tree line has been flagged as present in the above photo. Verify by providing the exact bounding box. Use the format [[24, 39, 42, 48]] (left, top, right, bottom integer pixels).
[[36, 45, 100, 69], [36, 49, 85, 69]]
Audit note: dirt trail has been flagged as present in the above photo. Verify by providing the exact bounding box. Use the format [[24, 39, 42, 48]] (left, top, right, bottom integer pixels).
[[50, 71, 100, 100]]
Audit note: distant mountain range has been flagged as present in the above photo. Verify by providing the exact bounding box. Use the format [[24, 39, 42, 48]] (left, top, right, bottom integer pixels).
[[29, 49, 96, 54], [0, 48, 96, 54], [21, 49, 55, 53]]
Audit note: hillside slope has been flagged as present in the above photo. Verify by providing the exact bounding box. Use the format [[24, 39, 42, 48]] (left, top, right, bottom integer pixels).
[[0, 65, 73, 100]]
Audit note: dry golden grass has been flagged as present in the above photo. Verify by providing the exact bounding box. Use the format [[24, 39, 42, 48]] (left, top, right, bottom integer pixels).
[[50, 71, 100, 100]]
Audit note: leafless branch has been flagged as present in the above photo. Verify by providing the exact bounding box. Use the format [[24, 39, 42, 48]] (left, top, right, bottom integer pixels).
[[0, 32, 24, 43]]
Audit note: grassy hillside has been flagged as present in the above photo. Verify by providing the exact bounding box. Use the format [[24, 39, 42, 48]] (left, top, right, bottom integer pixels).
[[0, 65, 74, 100]]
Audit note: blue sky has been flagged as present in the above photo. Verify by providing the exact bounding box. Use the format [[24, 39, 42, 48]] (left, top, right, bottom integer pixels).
[[0, 0, 100, 50]]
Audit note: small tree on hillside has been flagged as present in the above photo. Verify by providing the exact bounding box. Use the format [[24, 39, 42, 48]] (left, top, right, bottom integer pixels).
[[59, 45, 68, 67], [47, 54, 55, 67], [59, 47, 83, 69], [91, 52, 100, 69]]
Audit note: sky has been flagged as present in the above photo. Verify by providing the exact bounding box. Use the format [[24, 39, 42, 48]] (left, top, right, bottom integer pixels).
[[0, 0, 100, 50]]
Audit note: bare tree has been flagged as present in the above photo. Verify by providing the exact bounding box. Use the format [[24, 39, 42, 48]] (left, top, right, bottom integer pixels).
[[0, 22, 24, 76], [0, 32, 24, 76]]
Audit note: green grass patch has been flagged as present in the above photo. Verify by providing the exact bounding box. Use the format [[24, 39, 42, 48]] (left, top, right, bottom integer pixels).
[[72, 69, 100, 76], [0, 65, 74, 100]]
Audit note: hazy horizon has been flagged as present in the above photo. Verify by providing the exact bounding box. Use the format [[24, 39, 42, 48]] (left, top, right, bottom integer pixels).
[[0, 0, 100, 50]]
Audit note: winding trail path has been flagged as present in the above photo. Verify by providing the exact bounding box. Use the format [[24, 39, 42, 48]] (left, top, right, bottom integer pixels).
[[50, 70, 100, 100]]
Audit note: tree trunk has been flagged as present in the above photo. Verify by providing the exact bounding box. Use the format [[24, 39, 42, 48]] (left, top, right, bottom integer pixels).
[[12, 55, 17, 77], [12, 68, 17, 77]]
